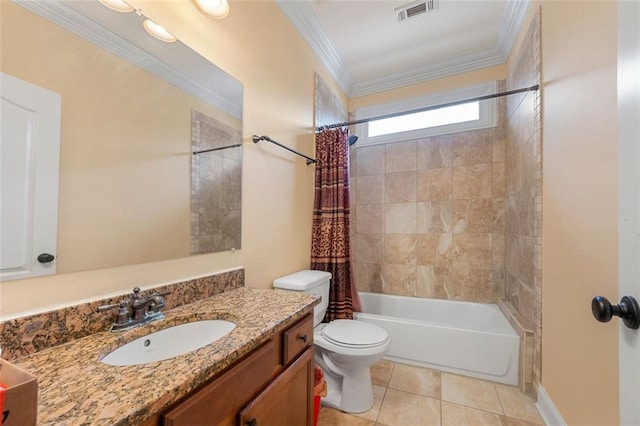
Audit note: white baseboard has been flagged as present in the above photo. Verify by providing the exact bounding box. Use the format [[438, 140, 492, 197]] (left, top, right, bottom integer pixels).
[[536, 385, 567, 426]]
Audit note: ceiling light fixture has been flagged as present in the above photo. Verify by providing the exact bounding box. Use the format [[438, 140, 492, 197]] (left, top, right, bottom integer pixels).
[[98, 0, 134, 13], [142, 19, 177, 43], [192, 0, 230, 19]]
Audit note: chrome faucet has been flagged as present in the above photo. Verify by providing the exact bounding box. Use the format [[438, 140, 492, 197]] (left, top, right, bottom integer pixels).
[[98, 287, 170, 332]]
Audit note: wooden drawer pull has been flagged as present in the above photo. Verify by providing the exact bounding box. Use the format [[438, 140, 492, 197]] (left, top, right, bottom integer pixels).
[[246, 418, 257, 426], [297, 334, 308, 343]]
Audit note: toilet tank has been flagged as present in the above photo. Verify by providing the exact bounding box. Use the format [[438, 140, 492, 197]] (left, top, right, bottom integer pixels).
[[273, 270, 331, 326]]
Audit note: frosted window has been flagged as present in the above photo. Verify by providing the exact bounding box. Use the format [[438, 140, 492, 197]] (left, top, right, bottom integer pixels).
[[368, 101, 480, 137]]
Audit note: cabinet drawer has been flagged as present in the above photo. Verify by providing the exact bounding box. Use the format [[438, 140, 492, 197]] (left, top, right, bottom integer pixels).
[[282, 314, 313, 366], [163, 339, 278, 426]]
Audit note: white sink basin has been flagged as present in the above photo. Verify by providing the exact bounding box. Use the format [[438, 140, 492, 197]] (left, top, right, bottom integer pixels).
[[101, 320, 236, 366]]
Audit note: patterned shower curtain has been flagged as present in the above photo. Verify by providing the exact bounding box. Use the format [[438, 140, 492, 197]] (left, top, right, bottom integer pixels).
[[311, 128, 361, 321]]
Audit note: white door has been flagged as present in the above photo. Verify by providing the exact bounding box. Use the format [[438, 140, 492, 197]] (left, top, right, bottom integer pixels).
[[0, 73, 61, 280], [617, 1, 640, 424]]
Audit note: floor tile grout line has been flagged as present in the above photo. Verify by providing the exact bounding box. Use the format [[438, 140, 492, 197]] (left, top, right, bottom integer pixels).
[[439, 383, 443, 426], [375, 383, 388, 424]]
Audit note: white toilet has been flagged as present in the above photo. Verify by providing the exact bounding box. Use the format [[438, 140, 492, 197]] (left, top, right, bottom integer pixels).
[[274, 270, 390, 413]]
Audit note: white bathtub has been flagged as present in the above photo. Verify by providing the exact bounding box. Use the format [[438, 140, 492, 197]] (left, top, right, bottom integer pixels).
[[354, 292, 520, 385]]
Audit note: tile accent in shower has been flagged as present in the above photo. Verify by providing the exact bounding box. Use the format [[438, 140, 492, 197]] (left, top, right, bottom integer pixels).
[[502, 9, 542, 396], [191, 110, 242, 255], [0, 268, 245, 361], [499, 299, 535, 395]]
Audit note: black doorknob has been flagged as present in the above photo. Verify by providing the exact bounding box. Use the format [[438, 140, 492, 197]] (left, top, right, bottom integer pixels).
[[37, 253, 55, 264], [592, 295, 640, 329]]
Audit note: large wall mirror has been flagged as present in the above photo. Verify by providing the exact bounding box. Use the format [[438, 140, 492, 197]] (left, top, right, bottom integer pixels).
[[0, 0, 243, 281]]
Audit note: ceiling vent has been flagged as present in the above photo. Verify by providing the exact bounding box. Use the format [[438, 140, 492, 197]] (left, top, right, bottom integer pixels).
[[395, 0, 438, 22]]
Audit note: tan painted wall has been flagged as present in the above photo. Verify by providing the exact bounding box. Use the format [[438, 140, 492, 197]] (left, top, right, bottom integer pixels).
[[540, 1, 619, 424], [0, 0, 344, 318], [348, 65, 507, 111]]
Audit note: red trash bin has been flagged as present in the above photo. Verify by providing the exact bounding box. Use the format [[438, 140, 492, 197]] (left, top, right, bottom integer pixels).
[[313, 367, 327, 426]]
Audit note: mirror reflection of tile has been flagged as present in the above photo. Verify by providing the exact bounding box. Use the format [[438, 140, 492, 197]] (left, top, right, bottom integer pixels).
[[191, 110, 242, 254]]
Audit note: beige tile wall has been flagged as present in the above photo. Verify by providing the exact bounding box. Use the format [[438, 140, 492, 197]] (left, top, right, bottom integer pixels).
[[503, 10, 542, 395], [191, 110, 242, 254], [314, 72, 348, 128], [351, 102, 507, 303]]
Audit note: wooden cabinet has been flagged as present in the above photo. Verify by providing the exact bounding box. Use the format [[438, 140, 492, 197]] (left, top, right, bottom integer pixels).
[[162, 340, 278, 426], [239, 347, 314, 426], [162, 314, 314, 426]]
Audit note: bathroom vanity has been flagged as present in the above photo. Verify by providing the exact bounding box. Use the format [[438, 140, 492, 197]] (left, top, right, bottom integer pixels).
[[10, 287, 318, 425], [162, 314, 314, 425]]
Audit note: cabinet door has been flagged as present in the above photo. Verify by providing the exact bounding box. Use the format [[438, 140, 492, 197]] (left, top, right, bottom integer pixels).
[[239, 347, 314, 426]]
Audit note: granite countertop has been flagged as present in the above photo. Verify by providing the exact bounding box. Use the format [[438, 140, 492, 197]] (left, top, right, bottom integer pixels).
[[14, 287, 318, 425]]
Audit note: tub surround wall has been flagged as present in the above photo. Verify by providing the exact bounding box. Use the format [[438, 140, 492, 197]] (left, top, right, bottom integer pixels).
[[499, 299, 535, 394], [314, 72, 348, 129], [0, 268, 244, 361], [502, 10, 542, 396], [350, 96, 507, 303], [348, 11, 542, 394]]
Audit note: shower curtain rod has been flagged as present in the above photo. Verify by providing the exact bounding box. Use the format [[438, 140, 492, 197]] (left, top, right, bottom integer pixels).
[[315, 84, 539, 132], [252, 135, 317, 165], [192, 143, 242, 155]]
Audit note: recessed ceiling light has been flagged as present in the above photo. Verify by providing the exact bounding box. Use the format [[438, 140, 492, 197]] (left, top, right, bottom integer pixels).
[[142, 19, 177, 43], [98, 0, 134, 13], [193, 0, 230, 19]]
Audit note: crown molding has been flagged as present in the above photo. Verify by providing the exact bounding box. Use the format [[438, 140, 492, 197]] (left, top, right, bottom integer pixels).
[[350, 46, 507, 98], [276, 0, 354, 95], [12, 0, 242, 119], [280, 0, 529, 98], [495, 0, 530, 59]]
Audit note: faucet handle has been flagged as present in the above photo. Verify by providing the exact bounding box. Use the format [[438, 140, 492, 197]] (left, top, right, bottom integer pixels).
[[114, 301, 130, 325], [97, 302, 120, 312], [97, 301, 131, 324]]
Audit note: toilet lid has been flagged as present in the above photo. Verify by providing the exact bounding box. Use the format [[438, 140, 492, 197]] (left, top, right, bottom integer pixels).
[[320, 320, 388, 348]]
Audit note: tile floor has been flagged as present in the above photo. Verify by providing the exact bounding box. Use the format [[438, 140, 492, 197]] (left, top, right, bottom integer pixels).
[[318, 360, 544, 426]]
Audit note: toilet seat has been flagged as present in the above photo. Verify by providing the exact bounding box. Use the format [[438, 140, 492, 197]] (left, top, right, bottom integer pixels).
[[320, 320, 389, 349]]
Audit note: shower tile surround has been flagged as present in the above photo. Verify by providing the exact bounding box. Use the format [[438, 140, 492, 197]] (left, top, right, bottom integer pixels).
[[350, 11, 541, 394], [0, 268, 244, 361], [351, 127, 506, 303], [191, 110, 242, 255], [502, 10, 542, 396], [314, 72, 348, 129]]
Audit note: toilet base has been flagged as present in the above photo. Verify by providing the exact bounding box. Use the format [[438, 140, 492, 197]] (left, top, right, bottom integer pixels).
[[323, 375, 374, 413], [316, 354, 375, 413]]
